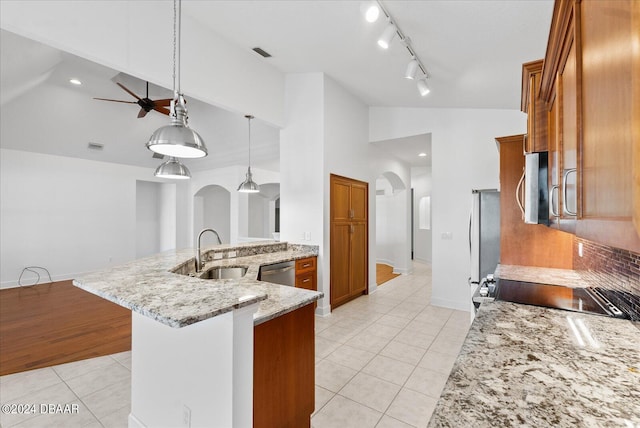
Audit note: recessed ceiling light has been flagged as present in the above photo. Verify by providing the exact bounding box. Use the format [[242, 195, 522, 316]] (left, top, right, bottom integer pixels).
[[418, 152, 427, 157], [69, 78, 82, 85]]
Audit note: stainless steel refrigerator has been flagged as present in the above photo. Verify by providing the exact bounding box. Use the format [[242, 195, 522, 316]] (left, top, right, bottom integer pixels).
[[469, 189, 500, 287]]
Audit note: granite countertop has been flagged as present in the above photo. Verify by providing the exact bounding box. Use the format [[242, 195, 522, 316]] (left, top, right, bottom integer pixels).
[[73, 241, 322, 328], [429, 301, 640, 427], [431, 265, 640, 427]]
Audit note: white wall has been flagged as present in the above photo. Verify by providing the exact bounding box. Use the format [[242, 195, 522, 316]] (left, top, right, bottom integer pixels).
[[0, 0, 285, 127], [136, 181, 161, 258], [370, 107, 526, 311], [0, 148, 181, 288], [191, 166, 280, 245], [375, 176, 410, 273], [194, 185, 231, 246], [412, 167, 433, 263]]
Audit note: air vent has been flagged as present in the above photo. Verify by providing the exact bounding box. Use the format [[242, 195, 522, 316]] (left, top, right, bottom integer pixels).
[[252, 47, 272, 58], [87, 142, 104, 151], [152, 152, 165, 160]]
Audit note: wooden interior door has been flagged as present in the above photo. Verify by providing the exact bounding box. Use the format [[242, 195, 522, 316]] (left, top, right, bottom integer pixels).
[[330, 174, 368, 309]]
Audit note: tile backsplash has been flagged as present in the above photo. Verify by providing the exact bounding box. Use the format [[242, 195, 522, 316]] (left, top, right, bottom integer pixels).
[[574, 238, 640, 321]]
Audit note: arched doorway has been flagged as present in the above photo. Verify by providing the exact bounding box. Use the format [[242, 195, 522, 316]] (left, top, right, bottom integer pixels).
[[194, 185, 231, 246]]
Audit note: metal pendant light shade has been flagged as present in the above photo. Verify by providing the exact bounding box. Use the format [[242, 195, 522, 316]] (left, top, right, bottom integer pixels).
[[154, 156, 191, 179], [238, 115, 259, 193], [147, 101, 207, 158], [147, 0, 207, 162], [238, 167, 260, 193]]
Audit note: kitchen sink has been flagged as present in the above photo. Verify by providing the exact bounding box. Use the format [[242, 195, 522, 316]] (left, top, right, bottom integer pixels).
[[199, 266, 248, 280]]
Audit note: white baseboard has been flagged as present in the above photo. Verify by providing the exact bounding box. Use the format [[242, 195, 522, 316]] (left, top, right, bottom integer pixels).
[[430, 296, 471, 313]]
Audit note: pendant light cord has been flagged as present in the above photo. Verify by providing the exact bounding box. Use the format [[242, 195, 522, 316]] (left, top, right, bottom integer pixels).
[[172, 0, 181, 101], [248, 116, 252, 167]]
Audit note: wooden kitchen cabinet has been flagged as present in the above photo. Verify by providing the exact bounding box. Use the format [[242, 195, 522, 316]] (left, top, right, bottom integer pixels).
[[254, 304, 315, 428], [539, 0, 640, 252], [521, 59, 548, 153], [330, 174, 368, 309], [295, 257, 317, 291]]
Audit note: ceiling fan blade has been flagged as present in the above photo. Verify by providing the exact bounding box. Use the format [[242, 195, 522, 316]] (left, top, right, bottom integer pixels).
[[154, 99, 173, 107], [152, 105, 171, 116], [93, 97, 137, 104], [116, 82, 141, 100], [138, 108, 148, 118]]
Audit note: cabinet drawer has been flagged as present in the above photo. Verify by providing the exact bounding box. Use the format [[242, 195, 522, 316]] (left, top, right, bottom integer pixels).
[[295, 272, 316, 291], [295, 257, 316, 274]]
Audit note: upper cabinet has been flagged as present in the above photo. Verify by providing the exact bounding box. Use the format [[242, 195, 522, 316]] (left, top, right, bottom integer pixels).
[[533, 0, 640, 253], [521, 60, 548, 153]]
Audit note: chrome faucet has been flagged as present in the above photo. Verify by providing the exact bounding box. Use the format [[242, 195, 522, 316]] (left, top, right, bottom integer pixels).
[[195, 228, 222, 272]]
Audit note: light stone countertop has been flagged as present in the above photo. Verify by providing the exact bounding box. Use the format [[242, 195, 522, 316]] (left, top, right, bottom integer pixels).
[[431, 265, 640, 427], [73, 242, 322, 328], [495, 264, 585, 288], [428, 301, 640, 427]]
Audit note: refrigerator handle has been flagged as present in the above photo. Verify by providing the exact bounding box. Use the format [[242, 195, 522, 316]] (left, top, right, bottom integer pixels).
[[515, 167, 526, 221]]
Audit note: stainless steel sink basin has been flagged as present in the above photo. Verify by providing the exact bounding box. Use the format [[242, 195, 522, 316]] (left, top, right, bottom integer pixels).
[[199, 266, 248, 280]]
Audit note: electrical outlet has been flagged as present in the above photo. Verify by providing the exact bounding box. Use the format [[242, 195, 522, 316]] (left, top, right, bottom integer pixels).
[[183, 405, 191, 428], [578, 242, 583, 257], [213, 252, 223, 260], [228, 250, 237, 258], [304, 232, 311, 241], [441, 232, 453, 240]]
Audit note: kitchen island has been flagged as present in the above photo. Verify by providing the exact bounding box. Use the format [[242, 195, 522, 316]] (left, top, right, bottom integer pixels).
[[74, 241, 322, 428], [429, 266, 640, 427]]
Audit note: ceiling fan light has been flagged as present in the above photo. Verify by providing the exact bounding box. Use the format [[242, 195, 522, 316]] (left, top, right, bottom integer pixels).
[[417, 78, 430, 96], [147, 103, 207, 158], [154, 157, 191, 179], [378, 23, 396, 49], [404, 59, 419, 80], [238, 167, 260, 193], [361, 1, 380, 23]]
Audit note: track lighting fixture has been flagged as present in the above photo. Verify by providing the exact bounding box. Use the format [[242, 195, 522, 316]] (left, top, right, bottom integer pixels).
[[367, 0, 432, 96], [404, 59, 419, 80], [361, 1, 381, 23], [417, 78, 430, 97], [378, 23, 397, 49]]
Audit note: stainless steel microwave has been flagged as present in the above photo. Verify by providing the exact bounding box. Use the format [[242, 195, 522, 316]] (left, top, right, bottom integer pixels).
[[516, 152, 549, 225]]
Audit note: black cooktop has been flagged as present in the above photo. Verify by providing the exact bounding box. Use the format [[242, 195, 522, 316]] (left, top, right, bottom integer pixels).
[[495, 279, 629, 319]]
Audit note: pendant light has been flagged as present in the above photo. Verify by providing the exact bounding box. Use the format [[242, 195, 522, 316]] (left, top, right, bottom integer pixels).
[[238, 115, 260, 193], [147, 0, 207, 159], [154, 157, 191, 179]]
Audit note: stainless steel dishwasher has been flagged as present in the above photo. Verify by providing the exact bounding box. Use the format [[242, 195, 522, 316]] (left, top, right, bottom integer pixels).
[[258, 260, 295, 286]]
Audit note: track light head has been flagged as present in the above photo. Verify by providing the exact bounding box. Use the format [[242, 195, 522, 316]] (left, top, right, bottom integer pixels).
[[417, 78, 430, 97], [361, 1, 380, 23], [405, 59, 419, 80], [378, 23, 396, 49]]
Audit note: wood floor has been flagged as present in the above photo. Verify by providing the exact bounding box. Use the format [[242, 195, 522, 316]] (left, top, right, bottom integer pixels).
[[376, 263, 400, 286], [0, 280, 131, 376]]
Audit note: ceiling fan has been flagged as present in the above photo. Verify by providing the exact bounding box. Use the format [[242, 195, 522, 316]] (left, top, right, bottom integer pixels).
[[94, 81, 173, 118]]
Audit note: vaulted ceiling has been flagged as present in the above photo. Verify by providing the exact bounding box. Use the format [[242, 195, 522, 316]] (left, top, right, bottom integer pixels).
[[0, 1, 554, 171]]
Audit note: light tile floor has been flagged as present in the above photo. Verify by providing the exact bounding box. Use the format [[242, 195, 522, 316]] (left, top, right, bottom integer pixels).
[[0, 261, 469, 428]]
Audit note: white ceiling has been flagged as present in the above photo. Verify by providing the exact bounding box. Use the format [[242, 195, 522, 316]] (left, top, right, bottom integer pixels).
[[0, 1, 554, 171]]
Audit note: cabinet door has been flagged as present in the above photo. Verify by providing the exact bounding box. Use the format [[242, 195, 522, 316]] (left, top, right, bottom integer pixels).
[[577, 0, 640, 252], [350, 223, 368, 295], [330, 223, 351, 307], [559, 40, 579, 227], [331, 179, 352, 222], [547, 97, 561, 227], [351, 183, 368, 222]]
